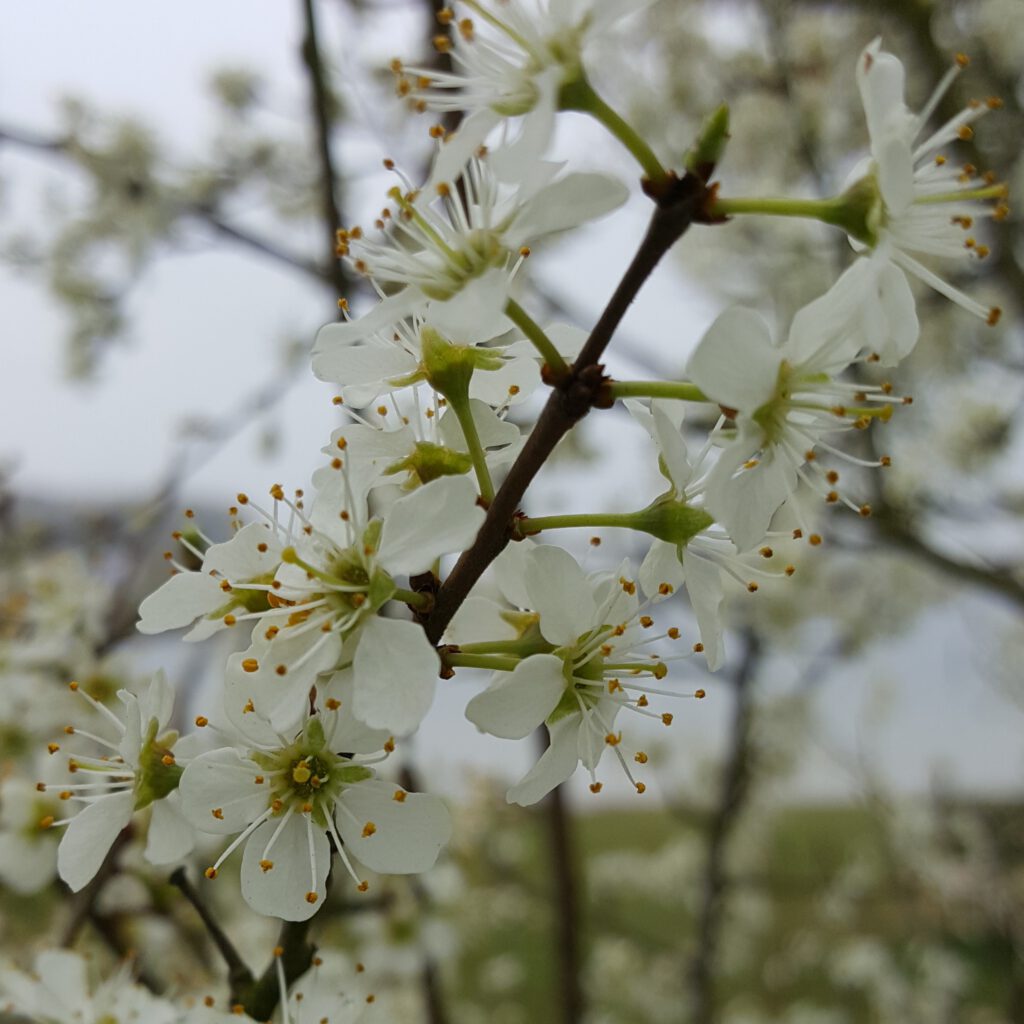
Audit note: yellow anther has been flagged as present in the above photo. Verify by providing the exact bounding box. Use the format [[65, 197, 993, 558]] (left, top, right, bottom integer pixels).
[[393, 789, 407, 802], [260, 860, 274, 873], [362, 822, 377, 838], [634, 751, 649, 764]]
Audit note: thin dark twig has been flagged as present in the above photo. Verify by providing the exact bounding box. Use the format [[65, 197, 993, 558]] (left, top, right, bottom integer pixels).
[[425, 174, 711, 643], [86, 908, 165, 993], [540, 733, 584, 1024], [242, 918, 318, 1021], [300, 0, 348, 297], [60, 828, 133, 946], [169, 867, 255, 996], [687, 630, 762, 1024]]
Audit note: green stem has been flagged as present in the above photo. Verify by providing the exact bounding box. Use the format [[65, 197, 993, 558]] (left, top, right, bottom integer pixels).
[[457, 637, 555, 657], [448, 394, 495, 503], [446, 653, 521, 671], [393, 587, 432, 612], [506, 299, 569, 377], [711, 194, 852, 222], [608, 380, 710, 402], [519, 512, 641, 535], [560, 77, 669, 184]]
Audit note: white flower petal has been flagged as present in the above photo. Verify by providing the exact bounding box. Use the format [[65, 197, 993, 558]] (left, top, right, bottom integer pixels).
[[638, 539, 685, 600], [352, 617, 438, 734], [509, 172, 629, 244], [312, 292, 421, 370], [425, 268, 512, 343], [524, 545, 597, 646], [144, 793, 196, 865], [137, 572, 225, 635], [687, 307, 782, 413], [180, 748, 271, 835], [58, 790, 134, 892], [506, 716, 580, 806], [240, 813, 330, 921], [336, 778, 451, 874], [466, 654, 566, 739], [444, 595, 519, 645], [203, 522, 283, 581], [319, 670, 393, 753], [682, 548, 726, 671], [378, 475, 485, 575]]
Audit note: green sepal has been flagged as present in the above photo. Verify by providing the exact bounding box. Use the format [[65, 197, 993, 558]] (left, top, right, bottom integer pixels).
[[631, 495, 715, 546], [133, 720, 183, 810], [547, 687, 581, 725], [368, 569, 397, 612], [303, 715, 327, 753], [827, 174, 883, 246], [420, 327, 504, 402], [384, 441, 474, 487], [336, 765, 374, 785]]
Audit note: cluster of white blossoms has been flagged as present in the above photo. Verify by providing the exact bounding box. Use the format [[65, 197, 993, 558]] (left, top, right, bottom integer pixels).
[[1, 9, 1008, 1018]]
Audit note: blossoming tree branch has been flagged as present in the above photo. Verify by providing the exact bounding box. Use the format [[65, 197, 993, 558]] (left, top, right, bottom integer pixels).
[[0, 3, 1011, 1021]]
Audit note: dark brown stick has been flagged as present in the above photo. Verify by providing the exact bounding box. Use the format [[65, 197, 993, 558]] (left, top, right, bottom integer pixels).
[[687, 630, 762, 1024], [425, 174, 710, 643], [300, 0, 348, 297]]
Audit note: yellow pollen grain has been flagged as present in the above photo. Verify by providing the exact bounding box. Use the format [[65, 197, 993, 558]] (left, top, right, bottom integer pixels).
[[809, 534, 822, 546], [243, 700, 255, 714], [785, 565, 796, 576], [211, 808, 224, 820]]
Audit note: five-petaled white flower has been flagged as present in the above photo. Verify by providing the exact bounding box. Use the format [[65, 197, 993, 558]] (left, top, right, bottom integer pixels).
[[394, 0, 654, 184], [687, 306, 899, 552], [181, 702, 451, 922], [311, 153, 625, 378], [39, 671, 195, 893], [459, 544, 701, 804], [0, 949, 178, 1024], [836, 38, 1006, 362], [140, 474, 485, 737]]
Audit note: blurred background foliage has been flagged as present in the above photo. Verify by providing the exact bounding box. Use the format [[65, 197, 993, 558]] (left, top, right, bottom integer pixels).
[[1, 0, 1022, 1021]]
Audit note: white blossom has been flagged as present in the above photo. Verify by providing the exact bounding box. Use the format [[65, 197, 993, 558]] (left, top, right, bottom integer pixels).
[[687, 306, 899, 552], [181, 707, 451, 921], [393, 0, 654, 182], [459, 544, 702, 804], [0, 950, 177, 1024], [838, 38, 1006, 360], [37, 671, 195, 892], [311, 154, 625, 371]]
